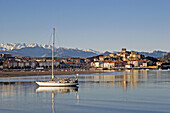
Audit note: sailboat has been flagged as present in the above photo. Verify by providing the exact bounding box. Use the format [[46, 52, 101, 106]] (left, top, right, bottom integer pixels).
[[36, 28, 79, 87]]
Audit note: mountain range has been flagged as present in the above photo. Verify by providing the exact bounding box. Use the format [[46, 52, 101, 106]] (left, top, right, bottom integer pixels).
[[0, 43, 98, 58], [0, 43, 168, 58]]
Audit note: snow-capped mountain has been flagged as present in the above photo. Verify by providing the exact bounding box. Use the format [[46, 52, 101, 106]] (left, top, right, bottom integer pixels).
[[0, 43, 98, 58], [0, 43, 168, 58], [0, 43, 52, 51], [82, 48, 101, 54], [139, 50, 168, 58]]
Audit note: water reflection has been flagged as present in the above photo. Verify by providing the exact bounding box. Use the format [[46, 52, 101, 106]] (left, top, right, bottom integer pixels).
[[80, 70, 151, 91], [1, 70, 169, 95], [0, 82, 36, 97], [36, 86, 79, 95], [0, 70, 149, 96], [0, 70, 170, 113], [36, 86, 79, 113]]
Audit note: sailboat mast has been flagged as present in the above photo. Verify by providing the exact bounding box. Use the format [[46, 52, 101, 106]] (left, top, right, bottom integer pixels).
[[52, 28, 55, 80]]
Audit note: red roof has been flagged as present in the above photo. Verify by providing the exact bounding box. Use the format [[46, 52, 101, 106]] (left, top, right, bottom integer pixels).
[[55, 60, 60, 62], [66, 61, 74, 64]]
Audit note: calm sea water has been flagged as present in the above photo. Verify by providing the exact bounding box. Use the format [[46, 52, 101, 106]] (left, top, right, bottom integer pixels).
[[0, 70, 170, 113]]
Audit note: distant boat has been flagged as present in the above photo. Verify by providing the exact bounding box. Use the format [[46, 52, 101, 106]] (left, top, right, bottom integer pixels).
[[36, 28, 79, 87]]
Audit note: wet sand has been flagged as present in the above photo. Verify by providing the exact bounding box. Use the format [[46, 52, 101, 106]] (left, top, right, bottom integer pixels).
[[0, 70, 104, 77]]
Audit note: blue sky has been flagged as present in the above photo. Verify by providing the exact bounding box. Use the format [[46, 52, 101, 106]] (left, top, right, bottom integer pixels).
[[0, 0, 170, 52]]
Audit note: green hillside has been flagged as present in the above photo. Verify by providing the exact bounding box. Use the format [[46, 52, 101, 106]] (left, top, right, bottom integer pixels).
[[160, 53, 170, 62]]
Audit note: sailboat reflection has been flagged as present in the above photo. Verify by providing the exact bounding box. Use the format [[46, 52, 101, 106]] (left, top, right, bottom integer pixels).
[[36, 86, 78, 93], [36, 86, 79, 113]]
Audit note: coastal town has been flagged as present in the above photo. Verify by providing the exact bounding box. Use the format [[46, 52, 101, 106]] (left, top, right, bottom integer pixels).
[[0, 48, 170, 72]]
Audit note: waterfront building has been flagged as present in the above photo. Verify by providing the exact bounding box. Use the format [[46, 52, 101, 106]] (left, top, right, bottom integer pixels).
[[18, 61, 25, 68], [127, 60, 145, 67], [102, 61, 111, 69], [156, 62, 162, 66], [3, 59, 18, 68], [125, 64, 133, 68], [0, 53, 12, 58], [90, 61, 103, 68]]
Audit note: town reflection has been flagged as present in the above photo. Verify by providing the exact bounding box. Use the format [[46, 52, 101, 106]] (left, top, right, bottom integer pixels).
[[81, 70, 150, 91], [0, 81, 79, 98], [0, 82, 36, 97]]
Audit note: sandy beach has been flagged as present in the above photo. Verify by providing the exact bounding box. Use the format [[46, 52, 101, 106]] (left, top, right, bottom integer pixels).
[[0, 70, 104, 77]]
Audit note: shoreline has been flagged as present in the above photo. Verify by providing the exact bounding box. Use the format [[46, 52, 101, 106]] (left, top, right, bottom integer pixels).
[[0, 70, 104, 77]]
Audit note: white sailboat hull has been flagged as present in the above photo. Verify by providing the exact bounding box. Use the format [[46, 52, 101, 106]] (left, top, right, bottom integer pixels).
[[36, 81, 79, 87]]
